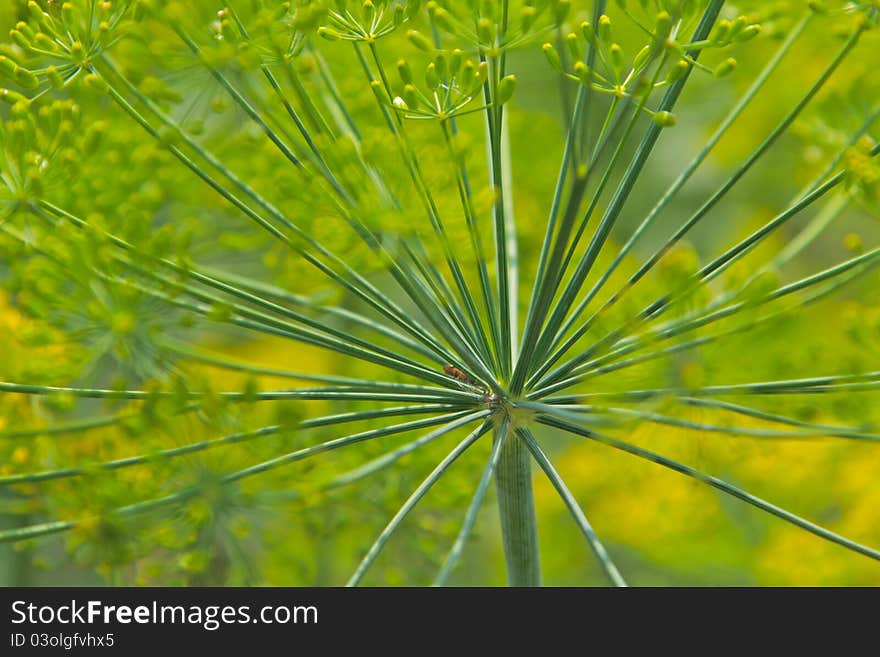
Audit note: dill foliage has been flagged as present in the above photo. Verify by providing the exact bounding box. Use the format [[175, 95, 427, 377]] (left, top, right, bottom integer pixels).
[[0, 0, 879, 585]]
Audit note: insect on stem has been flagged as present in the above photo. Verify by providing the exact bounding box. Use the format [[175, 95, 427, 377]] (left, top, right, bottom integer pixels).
[[443, 364, 479, 386], [443, 364, 498, 405]]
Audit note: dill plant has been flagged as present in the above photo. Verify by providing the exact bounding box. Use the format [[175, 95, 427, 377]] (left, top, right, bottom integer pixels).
[[0, 0, 878, 586]]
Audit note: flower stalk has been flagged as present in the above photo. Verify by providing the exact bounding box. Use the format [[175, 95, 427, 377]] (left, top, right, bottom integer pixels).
[[494, 425, 541, 586]]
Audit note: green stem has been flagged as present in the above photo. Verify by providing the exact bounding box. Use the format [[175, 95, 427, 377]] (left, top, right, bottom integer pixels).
[[494, 427, 540, 586]]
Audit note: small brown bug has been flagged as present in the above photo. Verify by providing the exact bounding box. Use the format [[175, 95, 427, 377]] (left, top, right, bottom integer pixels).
[[443, 364, 478, 387], [444, 365, 499, 405]]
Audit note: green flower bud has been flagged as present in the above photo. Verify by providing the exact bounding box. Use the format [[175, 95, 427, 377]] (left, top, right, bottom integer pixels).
[[653, 110, 676, 127], [425, 62, 440, 90], [666, 59, 689, 84], [406, 29, 434, 51], [274, 2, 292, 20], [403, 83, 418, 108], [98, 21, 111, 44], [28, 1, 47, 25], [542, 42, 563, 73], [47, 66, 65, 89], [14, 65, 39, 90], [477, 17, 494, 44], [62, 2, 79, 27], [362, 0, 375, 25], [370, 79, 391, 105], [581, 21, 596, 45], [84, 73, 109, 92], [397, 59, 413, 84], [449, 49, 463, 77], [0, 88, 28, 106], [573, 61, 591, 85], [581, 21, 595, 44], [434, 53, 447, 79], [15, 22, 35, 42], [393, 4, 405, 28], [496, 74, 516, 105], [405, 0, 422, 20], [83, 121, 107, 154], [10, 30, 31, 51], [431, 7, 455, 33], [472, 61, 489, 91], [633, 45, 651, 70], [632, 75, 651, 97], [713, 57, 737, 78], [34, 33, 57, 51], [711, 19, 731, 44], [0, 56, 15, 77], [554, 0, 571, 25], [461, 58, 475, 83], [654, 11, 671, 41], [565, 32, 582, 61], [317, 26, 340, 41], [521, 6, 537, 32], [0, 45, 21, 65], [734, 24, 761, 43], [610, 43, 623, 71], [69, 41, 86, 63], [727, 16, 748, 42], [598, 14, 611, 42]]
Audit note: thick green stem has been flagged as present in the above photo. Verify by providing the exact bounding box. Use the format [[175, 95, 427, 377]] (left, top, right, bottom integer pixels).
[[494, 430, 541, 586]]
